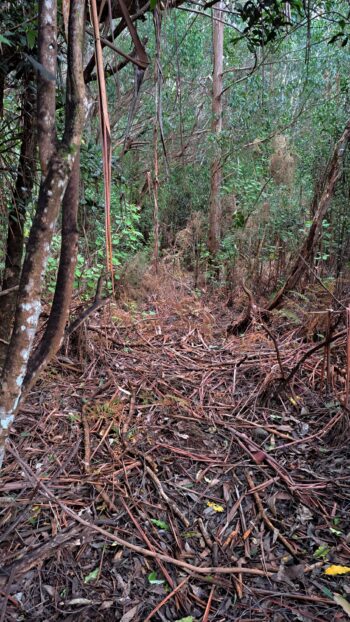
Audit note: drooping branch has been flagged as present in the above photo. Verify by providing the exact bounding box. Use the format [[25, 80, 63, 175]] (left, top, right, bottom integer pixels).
[[90, 0, 114, 289], [83, 1, 150, 83]]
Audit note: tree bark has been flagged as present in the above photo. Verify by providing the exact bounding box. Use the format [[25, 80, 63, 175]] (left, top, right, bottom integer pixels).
[[37, 0, 57, 175], [208, 0, 224, 257], [268, 119, 350, 311], [152, 9, 161, 274], [24, 153, 81, 391], [0, 73, 36, 367], [0, 0, 86, 469]]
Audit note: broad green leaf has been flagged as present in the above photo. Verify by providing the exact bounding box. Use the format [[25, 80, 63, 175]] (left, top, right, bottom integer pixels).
[[329, 527, 342, 536], [0, 34, 12, 46], [26, 30, 36, 49]]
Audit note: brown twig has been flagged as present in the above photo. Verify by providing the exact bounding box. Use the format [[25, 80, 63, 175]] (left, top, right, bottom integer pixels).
[[145, 465, 190, 527], [245, 471, 299, 557], [6, 442, 275, 579], [203, 585, 215, 622], [143, 577, 189, 622]]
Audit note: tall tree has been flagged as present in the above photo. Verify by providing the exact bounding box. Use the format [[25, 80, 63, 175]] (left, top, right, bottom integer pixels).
[[0, 0, 86, 468], [208, 1, 224, 257]]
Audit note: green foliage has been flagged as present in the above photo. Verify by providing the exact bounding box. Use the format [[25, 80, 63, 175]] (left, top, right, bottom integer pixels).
[[0, 1, 38, 56], [235, 0, 302, 48], [235, 1, 350, 49], [150, 518, 170, 530], [314, 544, 330, 560], [147, 571, 165, 585], [83, 567, 99, 583], [2, 0, 350, 300], [217, 234, 238, 271]]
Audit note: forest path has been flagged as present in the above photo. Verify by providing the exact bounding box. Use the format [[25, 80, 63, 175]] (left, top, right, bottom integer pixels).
[[0, 289, 349, 621]]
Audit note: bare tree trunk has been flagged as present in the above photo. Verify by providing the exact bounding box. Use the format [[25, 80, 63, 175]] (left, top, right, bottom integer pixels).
[[0, 72, 36, 366], [152, 9, 161, 273], [153, 121, 160, 273], [268, 119, 350, 311], [24, 153, 81, 391], [37, 0, 57, 175], [0, 0, 86, 468], [208, 1, 224, 257]]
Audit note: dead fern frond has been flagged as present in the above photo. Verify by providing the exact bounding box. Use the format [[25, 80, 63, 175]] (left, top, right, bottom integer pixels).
[[269, 134, 295, 186]]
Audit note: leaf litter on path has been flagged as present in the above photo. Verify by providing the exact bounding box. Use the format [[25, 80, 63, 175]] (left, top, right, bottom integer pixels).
[[1, 291, 350, 620]]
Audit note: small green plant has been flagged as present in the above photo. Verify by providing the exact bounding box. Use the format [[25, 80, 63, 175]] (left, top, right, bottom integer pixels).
[[150, 518, 169, 531], [314, 544, 330, 560], [148, 571, 165, 585], [84, 567, 99, 584]]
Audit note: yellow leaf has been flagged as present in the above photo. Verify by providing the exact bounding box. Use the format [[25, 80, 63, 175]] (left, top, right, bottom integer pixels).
[[289, 397, 297, 406], [207, 501, 224, 512], [325, 565, 350, 576]]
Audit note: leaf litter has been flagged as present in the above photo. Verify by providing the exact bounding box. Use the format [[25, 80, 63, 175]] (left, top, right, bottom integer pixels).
[[0, 285, 350, 621]]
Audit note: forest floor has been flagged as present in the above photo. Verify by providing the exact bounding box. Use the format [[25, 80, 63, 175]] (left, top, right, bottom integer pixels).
[[1, 274, 350, 621]]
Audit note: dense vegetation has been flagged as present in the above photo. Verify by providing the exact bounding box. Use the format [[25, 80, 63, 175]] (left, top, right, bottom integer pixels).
[[2, 2, 350, 301]]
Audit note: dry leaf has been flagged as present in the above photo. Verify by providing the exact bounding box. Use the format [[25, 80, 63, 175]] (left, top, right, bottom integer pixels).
[[120, 605, 140, 622], [243, 527, 253, 541], [325, 565, 350, 576], [251, 450, 266, 464], [334, 593, 350, 617]]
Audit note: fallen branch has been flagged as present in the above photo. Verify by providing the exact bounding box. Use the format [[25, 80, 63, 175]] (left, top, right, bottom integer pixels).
[[0, 524, 85, 587], [6, 441, 274, 579], [66, 295, 110, 337], [283, 329, 346, 384]]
